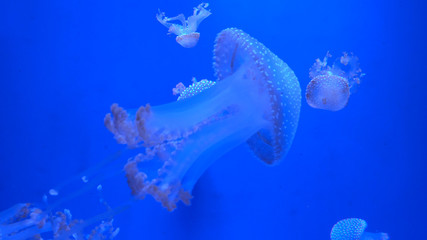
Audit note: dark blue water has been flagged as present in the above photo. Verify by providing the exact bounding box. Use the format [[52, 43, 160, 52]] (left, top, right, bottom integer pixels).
[[1, 0, 426, 239]]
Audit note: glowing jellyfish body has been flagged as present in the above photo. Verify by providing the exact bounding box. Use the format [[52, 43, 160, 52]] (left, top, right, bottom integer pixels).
[[331, 218, 389, 240], [306, 52, 363, 111], [104, 28, 301, 211], [156, 3, 211, 48]]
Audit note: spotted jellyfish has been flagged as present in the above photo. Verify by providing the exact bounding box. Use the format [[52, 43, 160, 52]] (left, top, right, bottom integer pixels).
[[331, 218, 389, 240], [156, 3, 211, 48], [305, 52, 364, 111], [104, 28, 301, 211]]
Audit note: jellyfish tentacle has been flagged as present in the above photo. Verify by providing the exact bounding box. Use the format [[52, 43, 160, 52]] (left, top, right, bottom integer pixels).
[[0, 199, 129, 240], [116, 67, 270, 210], [187, 3, 211, 34], [104, 104, 141, 148], [156, 11, 186, 36]]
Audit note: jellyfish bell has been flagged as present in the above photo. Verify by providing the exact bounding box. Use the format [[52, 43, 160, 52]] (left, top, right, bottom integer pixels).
[[173, 78, 217, 101], [331, 218, 389, 240], [306, 52, 363, 111], [176, 32, 200, 48], [331, 218, 367, 240], [213, 29, 301, 165], [104, 28, 301, 211], [305, 73, 350, 111]]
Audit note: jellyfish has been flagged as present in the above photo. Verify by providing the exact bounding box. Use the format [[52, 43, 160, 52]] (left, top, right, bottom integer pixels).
[[156, 3, 211, 48], [0, 153, 130, 240], [104, 28, 302, 211], [0, 28, 301, 239], [331, 218, 389, 240], [305, 52, 364, 111], [0, 202, 121, 240]]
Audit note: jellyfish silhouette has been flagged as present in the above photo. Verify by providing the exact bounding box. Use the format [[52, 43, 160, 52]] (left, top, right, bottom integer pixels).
[[104, 28, 302, 211], [156, 3, 211, 48], [331, 218, 389, 240], [305, 52, 364, 111]]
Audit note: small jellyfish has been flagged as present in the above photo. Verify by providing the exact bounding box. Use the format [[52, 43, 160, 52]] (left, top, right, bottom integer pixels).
[[156, 3, 211, 48], [331, 218, 389, 240], [305, 52, 364, 111]]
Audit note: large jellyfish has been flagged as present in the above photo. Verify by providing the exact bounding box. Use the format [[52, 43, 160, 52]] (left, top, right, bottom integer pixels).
[[156, 3, 211, 48], [305, 52, 364, 111], [331, 218, 389, 240], [104, 28, 302, 211]]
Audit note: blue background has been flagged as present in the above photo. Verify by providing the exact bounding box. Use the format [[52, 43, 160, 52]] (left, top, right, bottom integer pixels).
[[1, 0, 426, 239]]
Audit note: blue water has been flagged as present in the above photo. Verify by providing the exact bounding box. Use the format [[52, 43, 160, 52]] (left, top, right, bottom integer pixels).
[[1, 0, 426, 239]]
